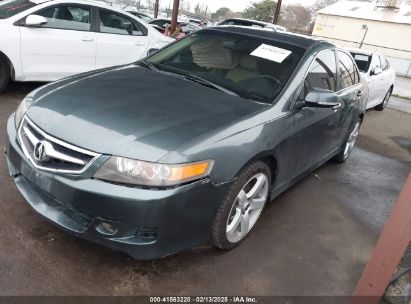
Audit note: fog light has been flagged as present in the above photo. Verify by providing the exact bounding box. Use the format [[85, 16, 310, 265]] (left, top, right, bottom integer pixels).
[[96, 222, 119, 236], [137, 227, 158, 241]]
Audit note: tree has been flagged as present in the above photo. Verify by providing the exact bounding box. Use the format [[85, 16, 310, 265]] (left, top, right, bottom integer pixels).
[[146, 0, 154, 10], [279, 4, 312, 33], [194, 3, 201, 15], [243, 0, 277, 23], [211, 7, 232, 20], [311, 0, 339, 14], [192, 3, 209, 17]]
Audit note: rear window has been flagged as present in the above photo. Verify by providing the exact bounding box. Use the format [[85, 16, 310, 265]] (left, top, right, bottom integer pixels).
[[0, 0, 37, 19], [350, 52, 371, 73]]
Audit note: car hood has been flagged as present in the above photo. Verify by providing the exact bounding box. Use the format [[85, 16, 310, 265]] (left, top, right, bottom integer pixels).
[[26, 65, 266, 162]]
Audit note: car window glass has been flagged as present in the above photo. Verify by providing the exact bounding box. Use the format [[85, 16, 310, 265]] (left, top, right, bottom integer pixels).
[[220, 20, 233, 25], [351, 53, 371, 73], [137, 14, 151, 23], [380, 55, 389, 70], [372, 54, 381, 70], [99, 9, 142, 36], [36, 5, 90, 31], [159, 21, 171, 27], [304, 50, 337, 95], [147, 31, 305, 103], [153, 20, 168, 26], [338, 51, 358, 89], [0, 0, 36, 19]]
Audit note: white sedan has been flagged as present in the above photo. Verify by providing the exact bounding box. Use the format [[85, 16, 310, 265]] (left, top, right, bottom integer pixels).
[[0, 0, 173, 92], [349, 48, 396, 111]]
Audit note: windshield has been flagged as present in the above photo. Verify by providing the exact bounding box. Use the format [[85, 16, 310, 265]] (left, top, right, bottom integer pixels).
[[146, 31, 304, 103], [0, 0, 37, 19], [351, 52, 372, 73]]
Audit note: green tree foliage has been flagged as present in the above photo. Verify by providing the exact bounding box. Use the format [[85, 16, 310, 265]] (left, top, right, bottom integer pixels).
[[211, 7, 232, 20], [243, 0, 277, 23]]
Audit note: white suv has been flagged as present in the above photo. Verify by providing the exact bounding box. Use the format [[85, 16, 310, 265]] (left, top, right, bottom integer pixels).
[[0, 0, 174, 92]]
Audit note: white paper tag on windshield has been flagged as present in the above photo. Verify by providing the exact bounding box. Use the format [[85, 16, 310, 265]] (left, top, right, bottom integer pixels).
[[251, 44, 291, 63]]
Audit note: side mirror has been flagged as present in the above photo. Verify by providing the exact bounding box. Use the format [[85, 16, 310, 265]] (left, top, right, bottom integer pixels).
[[371, 67, 382, 76], [25, 15, 48, 27], [302, 88, 341, 109]]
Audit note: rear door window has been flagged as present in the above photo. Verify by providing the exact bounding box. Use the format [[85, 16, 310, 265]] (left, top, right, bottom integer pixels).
[[351, 53, 371, 73], [337, 51, 358, 89], [99, 9, 143, 36]]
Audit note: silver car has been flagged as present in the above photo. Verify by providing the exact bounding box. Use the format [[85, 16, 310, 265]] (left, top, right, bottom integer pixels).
[[349, 48, 396, 111]]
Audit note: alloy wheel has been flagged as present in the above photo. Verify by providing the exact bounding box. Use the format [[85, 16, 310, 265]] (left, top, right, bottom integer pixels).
[[226, 173, 269, 243]]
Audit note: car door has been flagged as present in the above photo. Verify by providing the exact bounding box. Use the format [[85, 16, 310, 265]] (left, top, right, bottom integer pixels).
[[334, 50, 363, 140], [95, 8, 149, 69], [291, 49, 343, 174], [20, 4, 96, 80], [367, 54, 385, 107], [379, 55, 393, 95]]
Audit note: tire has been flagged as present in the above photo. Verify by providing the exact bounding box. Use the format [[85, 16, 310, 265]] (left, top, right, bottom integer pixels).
[[334, 118, 362, 163], [211, 161, 272, 250], [0, 56, 10, 93], [375, 88, 392, 111]]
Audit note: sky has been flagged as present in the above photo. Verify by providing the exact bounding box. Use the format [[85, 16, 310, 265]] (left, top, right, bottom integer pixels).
[[159, 0, 318, 13]]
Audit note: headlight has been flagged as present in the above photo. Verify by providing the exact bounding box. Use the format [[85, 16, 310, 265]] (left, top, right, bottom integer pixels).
[[93, 157, 214, 187], [15, 96, 33, 128]]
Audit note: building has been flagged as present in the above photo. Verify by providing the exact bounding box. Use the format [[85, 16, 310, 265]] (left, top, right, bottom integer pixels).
[[312, 0, 411, 77]]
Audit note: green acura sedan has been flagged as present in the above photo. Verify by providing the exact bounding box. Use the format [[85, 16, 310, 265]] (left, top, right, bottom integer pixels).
[[5, 27, 367, 259]]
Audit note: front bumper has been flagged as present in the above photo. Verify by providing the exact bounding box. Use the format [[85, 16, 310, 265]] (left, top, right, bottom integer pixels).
[[4, 115, 230, 260]]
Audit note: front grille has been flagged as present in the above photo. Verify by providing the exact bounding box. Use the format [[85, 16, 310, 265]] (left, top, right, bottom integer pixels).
[[17, 116, 100, 174]]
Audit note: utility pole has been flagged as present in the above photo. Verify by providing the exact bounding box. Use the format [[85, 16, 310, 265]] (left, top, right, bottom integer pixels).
[[359, 24, 369, 49], [170, 0, 180, 32], [273, 0, 282, 24], [154, 0, 159, 18]]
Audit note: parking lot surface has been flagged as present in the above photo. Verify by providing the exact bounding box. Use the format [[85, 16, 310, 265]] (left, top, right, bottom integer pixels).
[[0, 82, 410, 296]]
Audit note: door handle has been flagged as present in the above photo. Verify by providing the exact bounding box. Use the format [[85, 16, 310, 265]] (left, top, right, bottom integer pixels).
[[134, 42, 145, 46], [80, 37, 94, 42], [332, 103, 342, 112]]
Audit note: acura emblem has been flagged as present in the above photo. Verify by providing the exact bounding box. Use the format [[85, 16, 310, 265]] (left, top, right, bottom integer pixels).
[[33, 141, 51, 163]]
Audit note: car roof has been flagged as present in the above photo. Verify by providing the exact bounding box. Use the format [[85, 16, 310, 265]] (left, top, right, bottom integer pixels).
[[30, 0, 133, 13], [206, 26, 333, 50], [127, 11, 150, 16], [224, 18, 272, 26]]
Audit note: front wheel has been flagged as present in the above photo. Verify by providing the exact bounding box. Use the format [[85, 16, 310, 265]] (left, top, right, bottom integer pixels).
[[334, 119, 362, 163], [375, 88, 392, 111], [211, 161, 271, 250]]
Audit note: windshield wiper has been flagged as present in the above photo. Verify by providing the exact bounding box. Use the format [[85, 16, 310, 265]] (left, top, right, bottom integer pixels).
[[184, 74, 239, 97], [138, 60, 159, 72]]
